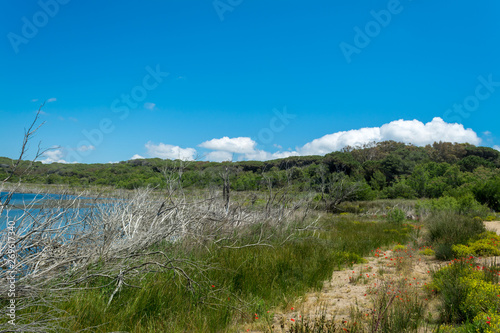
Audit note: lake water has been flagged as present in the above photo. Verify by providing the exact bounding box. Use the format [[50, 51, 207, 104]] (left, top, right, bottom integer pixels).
[[0, 192, 94, 230]]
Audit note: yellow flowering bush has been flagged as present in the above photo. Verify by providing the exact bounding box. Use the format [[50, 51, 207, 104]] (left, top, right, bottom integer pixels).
[[460, 277, 500, 319], [419, 247, 435, 256], [393, 244, 406, 251], [452, 244, 474, 258], [452, 231, 500, 258], [472, 312, 500, 333]]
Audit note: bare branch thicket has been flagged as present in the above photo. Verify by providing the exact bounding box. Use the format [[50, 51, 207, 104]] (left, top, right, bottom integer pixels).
[[1, 185, 309, 332], [1, 109, 315, 332]]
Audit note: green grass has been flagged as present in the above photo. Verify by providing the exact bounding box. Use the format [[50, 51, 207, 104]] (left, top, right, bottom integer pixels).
[[9, 215, 411, 332], [425, 212, 486, 260]]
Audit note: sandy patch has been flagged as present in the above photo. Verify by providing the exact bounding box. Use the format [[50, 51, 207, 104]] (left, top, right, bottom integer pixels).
[[484, 221, 500, 235]]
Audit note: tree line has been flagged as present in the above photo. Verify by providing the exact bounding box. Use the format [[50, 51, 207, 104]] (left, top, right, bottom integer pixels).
[[1, 140, 499, 210]]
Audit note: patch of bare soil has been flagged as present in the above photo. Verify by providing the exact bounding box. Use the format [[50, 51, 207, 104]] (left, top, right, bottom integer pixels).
[[484, 221, 500, 235]]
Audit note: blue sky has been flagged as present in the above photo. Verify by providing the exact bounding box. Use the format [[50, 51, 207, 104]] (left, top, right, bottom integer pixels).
[[1, 0, 500, 163]]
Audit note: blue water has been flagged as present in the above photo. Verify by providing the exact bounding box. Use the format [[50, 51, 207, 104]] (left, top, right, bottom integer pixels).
[[0, 192, 86, 206], [0, 192, 94, 231]]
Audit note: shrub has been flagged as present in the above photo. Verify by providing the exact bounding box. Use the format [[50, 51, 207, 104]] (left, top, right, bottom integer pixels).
[[472, 312, 500, 333], [474, 176, 500, 211], [432, 259, 481, 323], [393, 244, 406, 251], [432, 259, 500, 326], [416, 195, 490, 217], [435, 243, 455, 261], [426, 213, 485, 260], [419, 247, 435, 256], [452, 232, 500, 258], [461, 278, 500, 320], [452, 244, 474, 258], [387, 208, 406, 225]]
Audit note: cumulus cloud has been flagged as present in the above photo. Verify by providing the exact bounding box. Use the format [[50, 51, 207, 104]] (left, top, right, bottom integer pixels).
[[299, 117, 480, 156], [199, 137, 256, 154], [379, 118, 480, 146], [145, 142, 197, 161], [270, 150, 301, 159], [46, 97, 57, 103], [241, 149, 300, 161], [205, 151, 233, 162], [144, 102, 156, 110], [197, 118, 482, 162], [77, 145, 95, 152], [40, 148, 69, 164], [131, 154, 145, 160], [494, 145, 500, 151]]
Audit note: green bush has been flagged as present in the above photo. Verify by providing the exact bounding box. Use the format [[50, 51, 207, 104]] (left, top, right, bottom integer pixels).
[[452, 232, 500, 258], [432, 259, 500, 326], [387, 207, 406, 225], [426, 213, 485, 260], [474, 176, 500, 211], [416, 195, 489, 217], [419, 247, 435, 256], [452, 244, 474, 258]]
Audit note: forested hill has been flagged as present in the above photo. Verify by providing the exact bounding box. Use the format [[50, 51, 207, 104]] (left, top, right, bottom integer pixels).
[[1, 141, 499, 209]]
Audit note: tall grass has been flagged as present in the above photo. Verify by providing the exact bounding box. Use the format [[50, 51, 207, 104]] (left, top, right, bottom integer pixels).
[[27, 215, 410, 332], [425, 212, 485, 260]]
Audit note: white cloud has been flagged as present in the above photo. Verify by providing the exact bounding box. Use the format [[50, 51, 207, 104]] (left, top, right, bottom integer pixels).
[[271, 151, 300, 159], [39, 148, 69, 164], [31, 98, 38, 102], [205, 151, 233, 162], [46, 97, 57, 103], [145, 142, 196, 161], [299, 127, 381, 156], [299, 117, 480, 156], [131, 154, 145, 160], [144, 102, 156, 110], [198, 118, 481, 162], [380, 118, 480, 146], [77, 145, 95, 152], [199, 137, 256, 154], [494, 145, 500, 151], [243, 149, 271, 161]]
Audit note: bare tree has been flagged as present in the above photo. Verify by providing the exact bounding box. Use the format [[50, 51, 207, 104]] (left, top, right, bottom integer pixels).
[[1, 104, 47, 214]]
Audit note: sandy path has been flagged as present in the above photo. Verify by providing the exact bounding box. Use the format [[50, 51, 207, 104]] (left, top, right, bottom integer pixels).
[[484, 221, 500, 235]]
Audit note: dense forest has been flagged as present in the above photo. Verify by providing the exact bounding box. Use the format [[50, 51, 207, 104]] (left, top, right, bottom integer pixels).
[[1, 140, 499, 210]]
